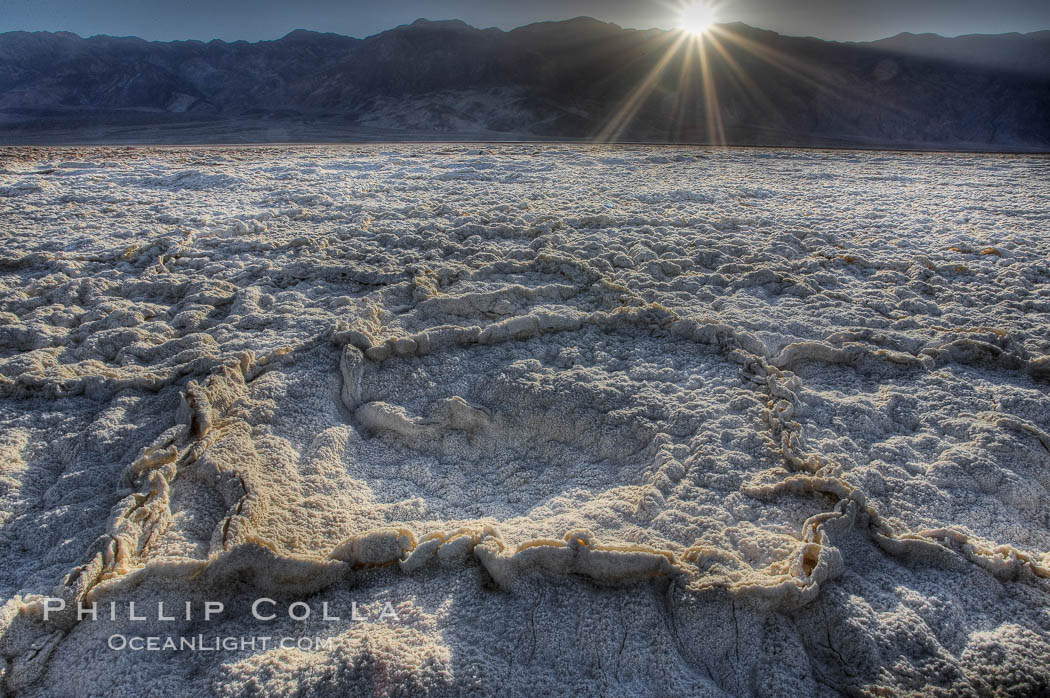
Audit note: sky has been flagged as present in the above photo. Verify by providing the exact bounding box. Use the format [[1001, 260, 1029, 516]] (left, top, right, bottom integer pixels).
[[0, 0, 1048, 43]]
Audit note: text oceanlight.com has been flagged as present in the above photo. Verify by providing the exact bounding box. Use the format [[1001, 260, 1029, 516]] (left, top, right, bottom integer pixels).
[[108, 635, 335, 652]]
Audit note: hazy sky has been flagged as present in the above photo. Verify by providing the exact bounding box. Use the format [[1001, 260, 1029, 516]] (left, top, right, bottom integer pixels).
[[1, 0, 1048, 43]]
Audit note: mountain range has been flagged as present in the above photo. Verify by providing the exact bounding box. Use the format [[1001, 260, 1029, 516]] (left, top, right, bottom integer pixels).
[[0, 17, 1048, 149]]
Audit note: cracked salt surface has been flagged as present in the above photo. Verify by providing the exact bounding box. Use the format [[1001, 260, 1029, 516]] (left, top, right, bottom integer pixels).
[[1, 144, 1049, 696]]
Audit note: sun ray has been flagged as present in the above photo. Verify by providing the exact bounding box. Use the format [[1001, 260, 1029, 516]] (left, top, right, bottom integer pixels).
[[595, 31, 690, 143], [703, 30, 783, 127], [710, 24, 912, 124], [670, 36, 701, 141], [595, 6, 908, 147], [694, 34, 726, 145]]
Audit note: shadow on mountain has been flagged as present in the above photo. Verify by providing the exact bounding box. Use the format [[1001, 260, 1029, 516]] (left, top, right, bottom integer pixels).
[[1, 17, 1047, 149]]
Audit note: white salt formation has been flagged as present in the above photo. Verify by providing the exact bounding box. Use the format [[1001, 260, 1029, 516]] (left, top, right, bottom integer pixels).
[[0, 145, 1049, 696]]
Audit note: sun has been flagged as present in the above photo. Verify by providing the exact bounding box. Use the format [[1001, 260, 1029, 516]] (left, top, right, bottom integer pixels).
[[678, 1, 715, 36]]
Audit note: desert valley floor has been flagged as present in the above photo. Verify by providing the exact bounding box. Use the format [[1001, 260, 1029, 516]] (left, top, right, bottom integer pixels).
[[1, 144, 1049, 696]]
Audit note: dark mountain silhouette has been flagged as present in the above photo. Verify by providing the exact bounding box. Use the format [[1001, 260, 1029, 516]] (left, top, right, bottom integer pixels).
[[862, 30, 1050, 76], [1, 17, 1047, 149]]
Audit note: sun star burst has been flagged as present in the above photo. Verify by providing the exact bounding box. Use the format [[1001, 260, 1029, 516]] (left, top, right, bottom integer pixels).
[[679, 1, 715, 36]]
